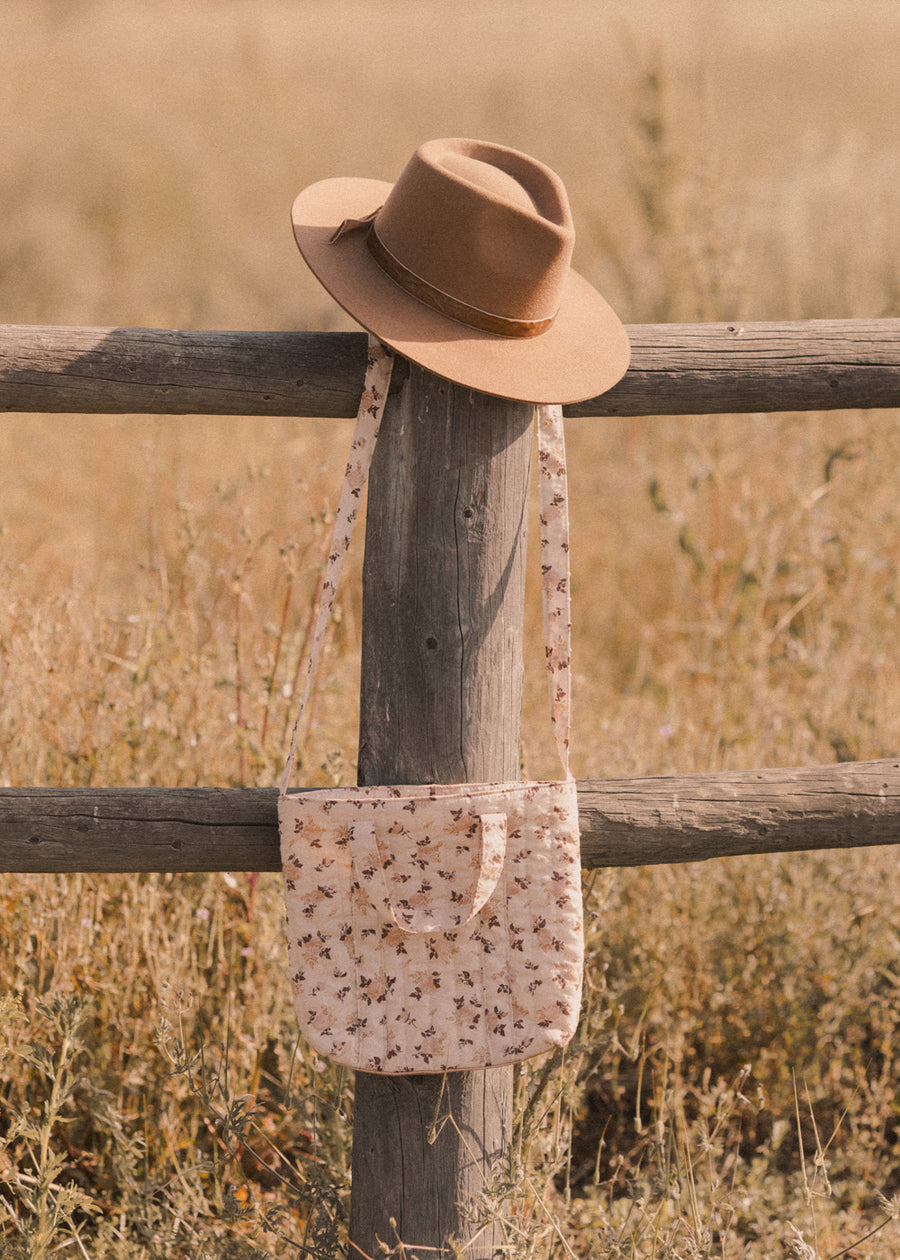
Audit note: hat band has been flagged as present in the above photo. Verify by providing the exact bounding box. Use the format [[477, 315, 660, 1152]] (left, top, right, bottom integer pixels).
[[366, 223, 556, 340]]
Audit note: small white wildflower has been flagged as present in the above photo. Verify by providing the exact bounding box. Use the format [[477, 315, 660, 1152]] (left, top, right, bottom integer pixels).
[[876, 1191, 900, 1220], [785, 1223, 818, 1259]]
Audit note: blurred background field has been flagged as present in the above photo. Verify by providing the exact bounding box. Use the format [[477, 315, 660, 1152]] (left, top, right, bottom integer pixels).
[[1, 1, 900, 1256]]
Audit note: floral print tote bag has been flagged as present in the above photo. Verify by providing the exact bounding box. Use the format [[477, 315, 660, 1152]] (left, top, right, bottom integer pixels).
[[278, 338, 583, 1074]]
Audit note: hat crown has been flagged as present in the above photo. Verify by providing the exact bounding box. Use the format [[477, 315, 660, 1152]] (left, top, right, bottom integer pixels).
[[438, 150, 541, 213], [374, 139, 575, 324]]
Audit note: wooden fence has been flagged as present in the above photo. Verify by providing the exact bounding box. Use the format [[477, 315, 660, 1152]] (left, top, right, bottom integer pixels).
[[2, 318, 900, 1258]]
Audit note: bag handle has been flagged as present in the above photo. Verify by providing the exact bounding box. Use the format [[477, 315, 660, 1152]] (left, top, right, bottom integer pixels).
[[349, 813, 507, 934], [279, 335, 573, 794]]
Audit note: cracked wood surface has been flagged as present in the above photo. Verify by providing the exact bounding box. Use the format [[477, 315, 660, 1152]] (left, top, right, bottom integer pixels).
[[2, 760, 898, 873], [2, 320, 898, 417], [349, 362, 531, 1257]]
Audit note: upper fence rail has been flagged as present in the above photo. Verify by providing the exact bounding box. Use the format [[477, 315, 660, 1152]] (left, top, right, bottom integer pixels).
[[2, 319, 900, 417]]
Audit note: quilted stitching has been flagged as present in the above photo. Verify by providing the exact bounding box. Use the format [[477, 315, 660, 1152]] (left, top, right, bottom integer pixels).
[[280, 780, 582, 1073]]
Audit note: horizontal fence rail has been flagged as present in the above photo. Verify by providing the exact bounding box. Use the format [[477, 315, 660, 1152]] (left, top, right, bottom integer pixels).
[[2, 320, 900, 418], [2, 760, 898, 873]]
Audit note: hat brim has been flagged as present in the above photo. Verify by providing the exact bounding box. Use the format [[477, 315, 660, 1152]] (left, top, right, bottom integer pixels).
[[292, 177, 630, 405]]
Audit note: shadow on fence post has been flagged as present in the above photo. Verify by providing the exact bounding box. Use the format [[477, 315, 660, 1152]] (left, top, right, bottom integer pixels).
[[350, 358, 534, 1257]]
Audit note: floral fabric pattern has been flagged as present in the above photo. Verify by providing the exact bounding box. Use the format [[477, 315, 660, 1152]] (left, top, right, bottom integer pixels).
[[537, 401, 573, 775], [279, 779, 582, 1073], [279, 335, 583, 1074]]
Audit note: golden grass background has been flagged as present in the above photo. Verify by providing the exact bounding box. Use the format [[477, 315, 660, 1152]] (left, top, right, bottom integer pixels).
[[2, 1, 900, 1256]]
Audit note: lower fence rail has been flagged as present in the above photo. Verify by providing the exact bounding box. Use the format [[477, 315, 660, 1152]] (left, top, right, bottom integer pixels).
[[2, 758, 898, 874]]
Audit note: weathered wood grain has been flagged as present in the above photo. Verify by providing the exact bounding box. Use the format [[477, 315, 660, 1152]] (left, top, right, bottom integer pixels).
[[0, 326, 372, 418], [577, 758, 900, 866], [0, 786, 277, 873], [3, 760, 899, 874], [2, 320, 898, 417], [570, 319, 900, 417], [350, 362, 533, 1259], [356, 365, 533, 786]]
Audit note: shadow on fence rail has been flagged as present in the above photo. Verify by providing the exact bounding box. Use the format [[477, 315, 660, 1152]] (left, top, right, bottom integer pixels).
[[2, 319, 900, 418]]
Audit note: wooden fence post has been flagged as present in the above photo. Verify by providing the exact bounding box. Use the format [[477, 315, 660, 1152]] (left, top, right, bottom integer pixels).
[[350, 359, 535, 1258]]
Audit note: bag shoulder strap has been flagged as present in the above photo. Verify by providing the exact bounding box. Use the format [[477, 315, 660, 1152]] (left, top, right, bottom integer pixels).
[[537, 389, 573, 778], [279, 335, 572, 795]]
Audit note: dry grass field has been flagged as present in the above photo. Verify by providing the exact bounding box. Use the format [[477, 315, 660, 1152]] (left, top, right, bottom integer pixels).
[[2, 1, 900, 1256]]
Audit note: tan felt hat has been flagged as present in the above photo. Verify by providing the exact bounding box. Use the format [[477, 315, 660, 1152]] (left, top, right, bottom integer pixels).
[[291, 138, 630, 404]]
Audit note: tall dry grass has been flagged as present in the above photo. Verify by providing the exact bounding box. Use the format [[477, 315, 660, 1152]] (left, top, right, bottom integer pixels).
[[2, 1, 900, 1256]]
